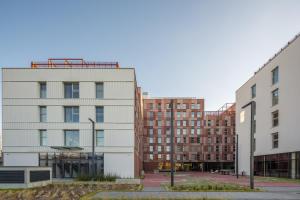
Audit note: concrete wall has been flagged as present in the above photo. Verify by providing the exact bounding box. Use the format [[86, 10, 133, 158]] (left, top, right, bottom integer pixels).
[[2, 68, 137, 177], [236, 35, 300, 175]]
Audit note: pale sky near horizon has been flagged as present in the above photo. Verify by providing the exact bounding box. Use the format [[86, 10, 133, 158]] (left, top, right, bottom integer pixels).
[[1, 0, 300, 116]]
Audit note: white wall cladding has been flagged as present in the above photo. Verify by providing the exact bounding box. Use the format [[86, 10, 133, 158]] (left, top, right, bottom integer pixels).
[[2, 68, 137, 177], [4, 153, 39, 167], [104, 153, 134, 178], [236, 36, 300, 175]]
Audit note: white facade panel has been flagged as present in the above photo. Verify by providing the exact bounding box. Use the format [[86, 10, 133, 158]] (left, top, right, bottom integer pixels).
[[104, 153, 134, 178], [4, 153, 39, 166]]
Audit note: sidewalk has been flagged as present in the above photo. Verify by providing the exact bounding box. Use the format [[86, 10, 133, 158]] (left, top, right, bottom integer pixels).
[[92, 190, 300, 200]]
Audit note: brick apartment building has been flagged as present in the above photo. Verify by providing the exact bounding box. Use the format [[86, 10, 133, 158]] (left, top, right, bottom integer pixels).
[[142, 93, 236, 172]]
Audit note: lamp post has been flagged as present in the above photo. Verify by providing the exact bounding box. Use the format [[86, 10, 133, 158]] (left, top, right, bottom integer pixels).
[[241, 101, 255, 189], [88, 118, 96, 178], [236, 134, 239, 179], [170, 99, 174, 187]]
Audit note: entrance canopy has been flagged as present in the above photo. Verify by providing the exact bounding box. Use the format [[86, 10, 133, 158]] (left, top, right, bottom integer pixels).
[[50, 146, 83, 151]]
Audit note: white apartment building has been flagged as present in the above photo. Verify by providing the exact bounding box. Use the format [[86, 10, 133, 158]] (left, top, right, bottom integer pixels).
[[236, 34, 300, 179], [2, 59, 143, 178]]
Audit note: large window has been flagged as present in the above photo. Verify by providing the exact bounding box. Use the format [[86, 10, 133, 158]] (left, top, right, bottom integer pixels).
[[272, 88, 279, 106], [64, 82, 79, 98], [96, 82, 104, 99], [272, 132, 279, 148], [96, 130, 104, 146], [251, 84, 256, 98], [272, 110, 279, 127], [96, 106, 104, 123], [39, 82, 47, 98], [64, 106, 79, 122], [39, 106, 47, 122], [272, 66, 279, 85], [64, 130, 79, 147], [39, 130, 47, 146]]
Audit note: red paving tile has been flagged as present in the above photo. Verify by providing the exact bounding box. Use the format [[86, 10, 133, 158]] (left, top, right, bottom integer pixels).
[[142, 172, 300, 187]]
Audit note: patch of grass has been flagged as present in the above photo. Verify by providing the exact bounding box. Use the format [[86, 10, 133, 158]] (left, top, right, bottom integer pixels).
[[166, 182, 260, 192], [255, 176, 300, 184]]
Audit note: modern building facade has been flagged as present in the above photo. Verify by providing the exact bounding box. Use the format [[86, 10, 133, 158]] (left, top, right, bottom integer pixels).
[[236, 34, 300, 179], [142, 94, 235, 172], [2, 59, 143, 178]]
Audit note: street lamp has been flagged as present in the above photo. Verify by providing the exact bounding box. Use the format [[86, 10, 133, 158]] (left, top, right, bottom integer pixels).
[[235, 134, 239, 179], [170, 99, 175, 187], [88, 118, 96, 178], [241, 101, 255, 189]]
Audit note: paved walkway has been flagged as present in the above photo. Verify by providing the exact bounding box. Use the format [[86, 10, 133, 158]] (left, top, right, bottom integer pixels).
[[92, 190, 300, 200]]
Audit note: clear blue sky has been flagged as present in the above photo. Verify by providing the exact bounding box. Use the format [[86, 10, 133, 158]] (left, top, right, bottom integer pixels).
[[1, 0, 300, 111]]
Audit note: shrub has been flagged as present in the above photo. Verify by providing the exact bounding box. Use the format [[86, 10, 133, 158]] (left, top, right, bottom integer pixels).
[[76, 173, 119, 182]]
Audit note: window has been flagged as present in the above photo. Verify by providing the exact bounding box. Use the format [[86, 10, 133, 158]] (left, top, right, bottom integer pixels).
[[149, 146, 153, 152], [166, 137, 170, 143], [207, 154, 211, 160], [166, 154, 170, 160], [166, 146, 170, 152], [183, 129, 187, 135], [197, 128, 201, 135], [166, 128, 171, 135], [65, 130, 79, 147], [96, 130, 104, 146], [158, 154, 162, 159], [183, 120, 187, 126], [197, 112, 201, 118], [64, 82, 79, 98], [149, 103, 153, 110], [272, 132, 279, 148], [64, 106, 79, 122], [158, 146, 162, 152], [272, 110, 279, 127], [39, 106, 47, 122], [272, 66, 279, 85], [149, 129, 153, 135], [272, 89, 279, 106], [207, 137, 211, 143], [197, 137, 200, 143], [190, 137, 194, 143], [190, 120, 195, 126], [157, 129, 162, 136], [251, 84, 256, 98], [191, 128, 195, 135], [39, 82, 46, 98], [176, 137, 181, 143], [176, 129, 181, 135], [96, 82, 104, 99], [158, 120, 162, 127], [39, 130, 47, 146], [197, 120, 201, 127], [149, 138, 153, 143], [158, 137, 162, 143], [176, 112, 181, 118], [176, 120, 181, 126], [96, 106, 104, 123], [149, 154, 153, 160], [207, 120, 211, 126]]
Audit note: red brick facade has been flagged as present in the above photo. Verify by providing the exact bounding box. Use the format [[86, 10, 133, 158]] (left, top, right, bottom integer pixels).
[[143, 98, 235, 172]]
